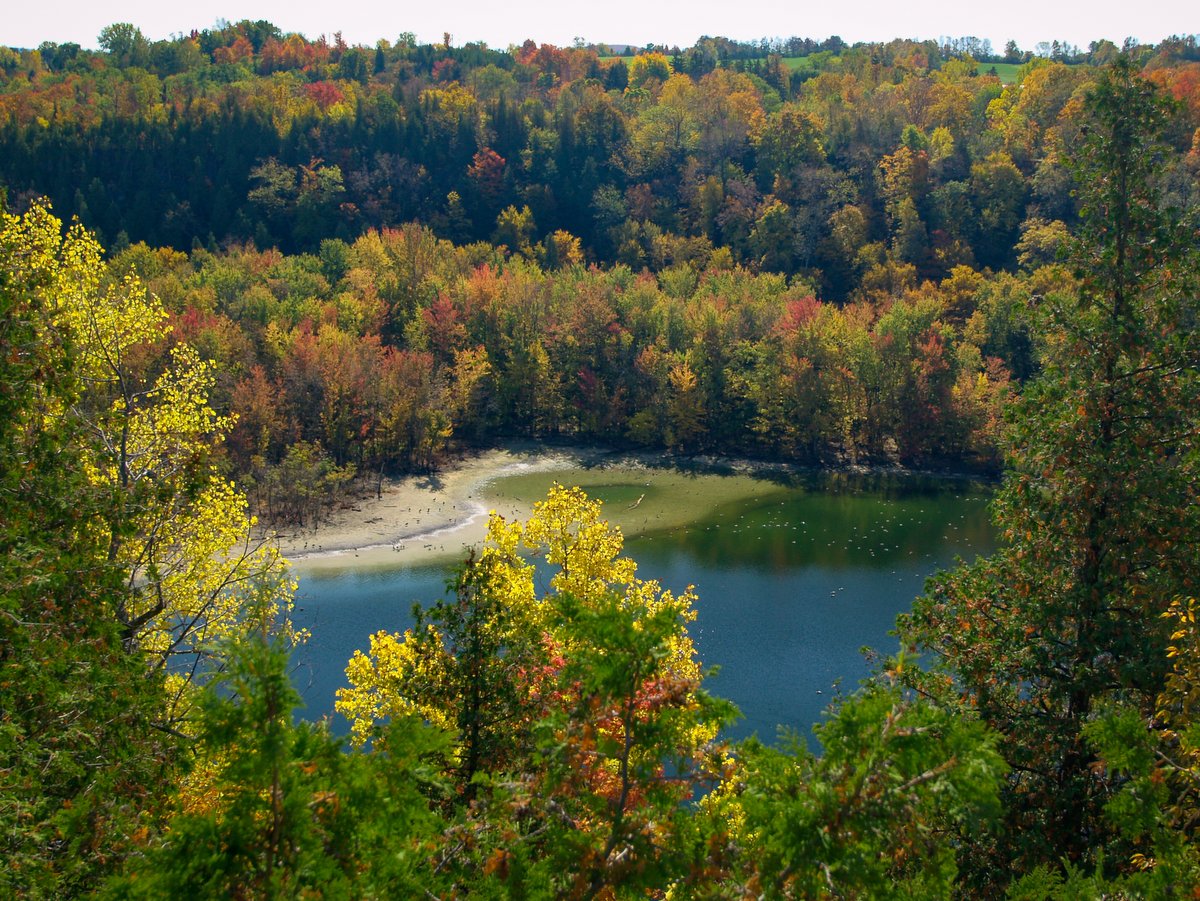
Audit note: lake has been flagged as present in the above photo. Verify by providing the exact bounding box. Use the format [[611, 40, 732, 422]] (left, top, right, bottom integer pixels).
[[290, 467, 995, 744]]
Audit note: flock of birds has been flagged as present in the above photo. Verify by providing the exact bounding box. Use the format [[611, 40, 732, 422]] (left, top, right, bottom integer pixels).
[[295, 480, 985, 575]]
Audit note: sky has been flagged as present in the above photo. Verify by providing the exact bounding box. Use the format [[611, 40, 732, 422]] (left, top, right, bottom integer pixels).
[[1, 0, 1194, 54]]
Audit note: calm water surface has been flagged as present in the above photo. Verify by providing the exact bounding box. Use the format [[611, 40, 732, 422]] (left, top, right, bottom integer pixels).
[[291, 471, 994, 743]]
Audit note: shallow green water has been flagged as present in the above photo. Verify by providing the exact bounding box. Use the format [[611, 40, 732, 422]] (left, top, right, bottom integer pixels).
[[292, 468, 994, 743]]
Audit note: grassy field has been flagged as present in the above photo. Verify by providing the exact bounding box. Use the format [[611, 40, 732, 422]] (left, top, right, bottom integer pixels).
[[982, 62, 1022, 84], [781, 56, 1021, 82], [780, 56, 817, 72], [595, 54, 834, 73]]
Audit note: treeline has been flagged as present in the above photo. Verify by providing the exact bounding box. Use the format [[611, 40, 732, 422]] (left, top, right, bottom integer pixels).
[[1, 23, 1198, 301], [113, 224, 1036, 526]]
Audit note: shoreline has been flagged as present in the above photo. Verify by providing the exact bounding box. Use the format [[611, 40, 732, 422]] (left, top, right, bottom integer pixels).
[[271, 443, 598, 572], [273, 442, 997, 574]]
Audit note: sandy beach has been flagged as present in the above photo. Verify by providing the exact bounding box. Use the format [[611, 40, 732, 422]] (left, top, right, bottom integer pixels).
[[273, 442, 796, 573], [274, 444, 615, 572]]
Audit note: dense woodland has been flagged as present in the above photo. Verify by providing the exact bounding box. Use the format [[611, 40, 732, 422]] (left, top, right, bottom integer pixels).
[[5, 24, 1200, 520], [2, 21, 1200, 899]]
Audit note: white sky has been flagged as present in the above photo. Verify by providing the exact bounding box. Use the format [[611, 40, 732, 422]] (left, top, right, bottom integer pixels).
[[1, 0, 1194, 54]]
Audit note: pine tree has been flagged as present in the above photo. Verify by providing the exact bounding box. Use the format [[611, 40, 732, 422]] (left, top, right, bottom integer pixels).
[[898, 59, 1200, 889]]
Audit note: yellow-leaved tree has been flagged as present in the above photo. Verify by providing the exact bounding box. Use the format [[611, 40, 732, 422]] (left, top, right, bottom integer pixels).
[[37, 201, 296, 727], [337, 484, 735, 895], [337, 484, 711, 745]]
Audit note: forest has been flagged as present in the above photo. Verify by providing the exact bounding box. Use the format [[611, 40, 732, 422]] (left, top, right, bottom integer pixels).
[[2, 19, 1200, 898]]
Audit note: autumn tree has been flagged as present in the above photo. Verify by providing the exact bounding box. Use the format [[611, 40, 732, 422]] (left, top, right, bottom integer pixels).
[[52, 208, 296, 728], [0, 202, 181, 896], [337, 485, 734, 895], [898, 60, 1200, 889]]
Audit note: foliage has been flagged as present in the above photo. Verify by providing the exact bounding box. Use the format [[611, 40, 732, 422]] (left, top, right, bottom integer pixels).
[[338, 484, 736, 895], [4, 40, 1200, 897], [108, 635, 450, 899], [1, 202, 309, 894], [0, 201, 180, 897], [92, 227, 1022, 501], [897, 60, 1200, 890], [42, 209, 299, 730], [7, 28, 1193, 495], [722, 679, 1006, 898], [2, 25, 1194, 296]]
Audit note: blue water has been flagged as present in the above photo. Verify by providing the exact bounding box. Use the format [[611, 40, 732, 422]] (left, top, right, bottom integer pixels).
[[290, 474, 993, 744]]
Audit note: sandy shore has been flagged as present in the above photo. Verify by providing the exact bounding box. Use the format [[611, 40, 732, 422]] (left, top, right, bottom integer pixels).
[[274, 444, 609, 572]]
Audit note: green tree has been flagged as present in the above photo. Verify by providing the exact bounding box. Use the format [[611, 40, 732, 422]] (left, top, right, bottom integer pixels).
[[364, 550, 547, 800], [109, 635, 449, 899], [98, 22, 150, 68], [970, 150, 1027, 269], [749, 198, 799, 273], [720, 679, 1006, 898], [898, 60, 1200, 889], [247, 157, 297, 239], [294, 160, 347, 248]]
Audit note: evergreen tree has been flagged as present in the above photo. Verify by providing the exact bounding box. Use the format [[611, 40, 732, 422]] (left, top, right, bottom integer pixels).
[[898, 59, 1200, 889], [107, 635, 449, 899]]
